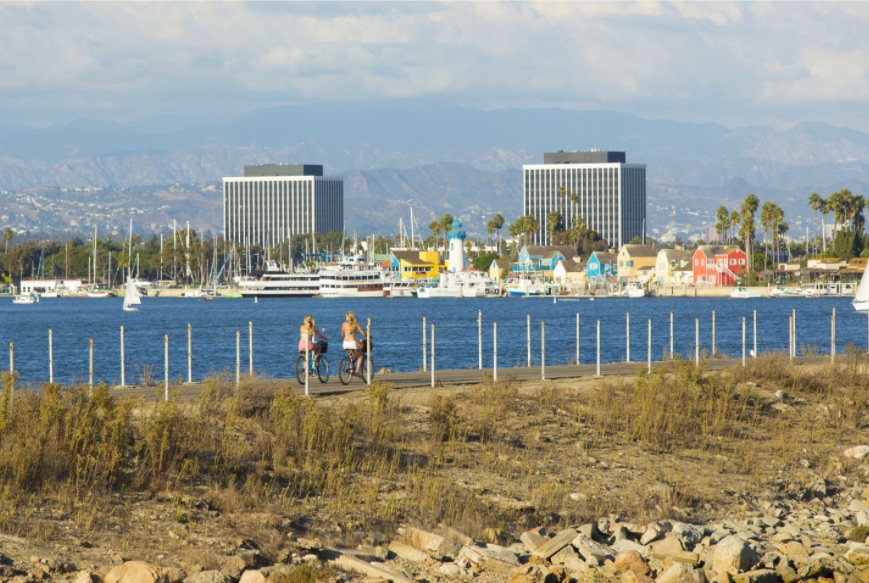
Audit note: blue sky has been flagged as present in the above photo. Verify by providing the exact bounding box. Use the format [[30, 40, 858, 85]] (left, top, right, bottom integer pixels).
[[3, 1, 869, 131]]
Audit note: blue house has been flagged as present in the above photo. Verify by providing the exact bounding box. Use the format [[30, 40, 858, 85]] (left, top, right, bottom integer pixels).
[[514, 245, 577, 275], [586, 251, 618, 281]]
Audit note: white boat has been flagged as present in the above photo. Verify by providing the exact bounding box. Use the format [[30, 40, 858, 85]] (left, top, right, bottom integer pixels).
[[384, 280, 419, 298], [731, 286, 761, 299], [770, 287, 799, 297], [416, 271, 493, 298], [853, 262, 869, 311], [123, 279, 141, 312], [12, 293, 38, 304], [504, 278, 544, 297], [182, 289, 203, 298], [318, 256, 390, 298], [87, 290, 112, 298], [238, 260, 319, 298], [617, 283, 646, 298]]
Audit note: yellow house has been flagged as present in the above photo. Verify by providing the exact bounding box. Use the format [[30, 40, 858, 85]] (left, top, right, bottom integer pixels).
[[389, 250, 441, 280], [617, 245, 658, 282]]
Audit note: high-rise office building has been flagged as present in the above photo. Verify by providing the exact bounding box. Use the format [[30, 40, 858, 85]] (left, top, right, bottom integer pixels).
[[522, 151, 646, 249], [223, 164, 343, 247]]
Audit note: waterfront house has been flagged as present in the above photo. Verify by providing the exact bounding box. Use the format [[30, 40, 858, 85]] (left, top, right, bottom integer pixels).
[[389, 250, 441, 280], [617, 244, 658, 283], [692, 246, 747, 286], [586, 251, 618, 283], [655, 248, 693, 286], [488, 259, 512, 283], [553, 259, 586, 291], [514, 245, 577, 276]]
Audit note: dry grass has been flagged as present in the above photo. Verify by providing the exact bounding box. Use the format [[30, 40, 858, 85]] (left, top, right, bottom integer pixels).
[[0, 353, 866, 557]]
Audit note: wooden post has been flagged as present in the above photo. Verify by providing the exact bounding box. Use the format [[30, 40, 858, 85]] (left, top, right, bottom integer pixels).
[[626, 312, 631, 362], [596, 320, 601, 377], [303, 333, 309, 396], [249, 320, 254, 376], [431, 324, 435, 388], [118, 326, 123, 387], [831, 308, 836, 363], [742, 317, 746, 367], [49, 328, 55, 385], [89, 338, 94, 388], [478, 310, 482, 370], [366, 318, 372, 385], [576, 313, 580, 366], [493, 322, 498, 381], [8, 342, 13, 374], [187, 323, 192, 383], [647, 318, 652, 374], [695, 319, 699, 367], [541, 320, 545, 381], [711, 310, 716, 357], [236, 330, 242, 391], [792, 308, 796, 359], [788, 316, 793, 362], [164, 334, 169, 401], [670, 310, 674, 359], [526, 314, 531, 367], [753, 309, 757, 358], [422, 316, 427, 372]]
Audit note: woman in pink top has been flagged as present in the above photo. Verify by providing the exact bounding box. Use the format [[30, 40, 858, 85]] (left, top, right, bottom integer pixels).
[[299, 315, 327, 363]]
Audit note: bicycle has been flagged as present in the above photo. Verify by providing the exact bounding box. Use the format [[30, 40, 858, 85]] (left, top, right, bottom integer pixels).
[[295, 340, 330, 384], [338, 349, 374, 385]]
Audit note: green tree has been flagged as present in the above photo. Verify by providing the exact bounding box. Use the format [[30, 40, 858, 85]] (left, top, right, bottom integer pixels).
[[3, 227, 12, 254], [472, 251, 499, 272], [508, 215, 541, 254], [715, 206, 730, 243], [546, 210, 563, 243], [808, 192, 823, 256]]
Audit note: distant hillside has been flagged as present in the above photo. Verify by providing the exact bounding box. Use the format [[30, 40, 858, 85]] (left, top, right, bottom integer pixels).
[[2, 102, 869, 241]]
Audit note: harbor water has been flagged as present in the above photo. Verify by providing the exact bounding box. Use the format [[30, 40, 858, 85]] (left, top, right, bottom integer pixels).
[[1, 295, 866, 386]]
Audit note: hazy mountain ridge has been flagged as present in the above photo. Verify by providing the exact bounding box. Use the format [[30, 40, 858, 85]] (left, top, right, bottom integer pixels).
[[3, 103, 869, 241]]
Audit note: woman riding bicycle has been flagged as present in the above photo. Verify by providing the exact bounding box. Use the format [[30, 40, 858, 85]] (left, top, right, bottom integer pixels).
[[299, 315, 327, 364], [341, 311, 367, 375]]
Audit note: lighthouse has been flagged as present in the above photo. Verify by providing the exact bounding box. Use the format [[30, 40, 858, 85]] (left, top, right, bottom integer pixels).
[[446, 220, 467, 274]]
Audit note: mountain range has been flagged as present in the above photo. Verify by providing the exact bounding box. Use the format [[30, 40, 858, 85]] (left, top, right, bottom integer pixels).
[[2, 100, 869, 242]]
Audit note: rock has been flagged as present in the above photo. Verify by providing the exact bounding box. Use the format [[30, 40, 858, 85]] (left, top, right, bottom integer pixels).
[[712, 536, 760, 574], [550, 546, 581, 566], [642, 524, 665, 546], [732, 569, 777, 583], [846, 547, 869, 566], [105, 561, 168, 583], [70, 572, 98, 583], [672, 522, 705, 551], [775, 562, 799, 583], [388, 541, 431, 563], [238, 571, 265, 583], [533, 528, 579, 560], [183, 571, 231, 583], [613, 539, 649, 556], [615, 551, 651, 576], [521, 527, 548, 552], [572, 532, 614, 564], [625, 569, 656, 583], [403, 527, 461, 559], [845, 446, 869, 460], [656, 562, 706, 583], [439, 563, 465, 577]]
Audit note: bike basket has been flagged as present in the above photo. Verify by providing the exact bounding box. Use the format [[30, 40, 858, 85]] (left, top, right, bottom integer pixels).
[[317, 340, 328, 353]]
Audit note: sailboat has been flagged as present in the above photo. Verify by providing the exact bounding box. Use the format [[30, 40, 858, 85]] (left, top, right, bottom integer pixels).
[[853, 262, 869, 311], [123, 278, 141, 312]]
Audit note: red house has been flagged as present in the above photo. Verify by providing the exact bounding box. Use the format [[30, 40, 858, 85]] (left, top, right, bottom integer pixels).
[[692, 245, 748, 286]]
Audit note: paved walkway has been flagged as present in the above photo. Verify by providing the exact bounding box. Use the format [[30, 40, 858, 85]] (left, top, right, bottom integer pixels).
[[111, 354, 833, 401]]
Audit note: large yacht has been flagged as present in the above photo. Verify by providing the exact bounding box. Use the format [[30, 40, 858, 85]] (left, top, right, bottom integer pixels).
[[318, 255, 391, 298], [238, 260, 320, 298]]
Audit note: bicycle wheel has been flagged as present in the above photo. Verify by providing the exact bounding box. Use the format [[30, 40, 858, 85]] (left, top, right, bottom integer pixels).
[[360, 357, 374, 382], [295, 354, 306, 385], [317, 356, 330, 383], [338, 356, 353, 385]]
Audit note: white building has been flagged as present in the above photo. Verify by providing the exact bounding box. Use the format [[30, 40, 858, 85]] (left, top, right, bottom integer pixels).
[[522, 151, 646, 249], [223, 164, 343, 247]]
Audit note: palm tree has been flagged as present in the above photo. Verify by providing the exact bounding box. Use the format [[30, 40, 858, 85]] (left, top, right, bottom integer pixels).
[[760, 201, 775, 271], [546, 211, 563, 243], [739, 194, 760, 276], [3, 227, 12, 254], [715, 206, 730, 243], [486, 213, 505, 255], [808, 192, 823, 256], [729, 211, 740, 245]]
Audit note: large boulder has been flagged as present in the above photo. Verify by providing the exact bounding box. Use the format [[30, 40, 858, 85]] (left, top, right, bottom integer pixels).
[[712, 536, 760, 574], [105, 562, 167, 583]]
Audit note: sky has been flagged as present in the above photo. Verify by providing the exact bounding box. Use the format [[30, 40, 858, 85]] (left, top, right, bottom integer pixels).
[[3, 1, 869, 132]]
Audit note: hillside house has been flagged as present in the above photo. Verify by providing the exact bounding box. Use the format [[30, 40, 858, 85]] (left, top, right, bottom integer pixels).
[[514, 245, 578, 276], [617, 245, 658, 283], [655, 248, 693, 286], [587, 251, 618, 283]]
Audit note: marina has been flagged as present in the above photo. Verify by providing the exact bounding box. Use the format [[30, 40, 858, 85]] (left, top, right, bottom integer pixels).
[[1, 295, 867, 388]]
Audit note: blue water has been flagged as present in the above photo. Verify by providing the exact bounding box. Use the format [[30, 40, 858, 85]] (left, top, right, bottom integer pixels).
[[0, 295, 865, 386]]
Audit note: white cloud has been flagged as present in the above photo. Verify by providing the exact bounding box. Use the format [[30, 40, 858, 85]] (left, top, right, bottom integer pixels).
[[1, 1, 869, 130]]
